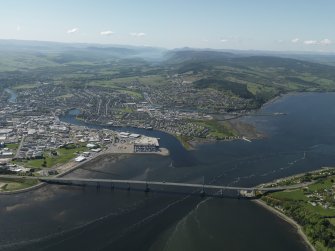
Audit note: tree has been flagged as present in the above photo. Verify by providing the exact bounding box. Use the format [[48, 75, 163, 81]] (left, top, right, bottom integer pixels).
[[41, 159, 47, 167]]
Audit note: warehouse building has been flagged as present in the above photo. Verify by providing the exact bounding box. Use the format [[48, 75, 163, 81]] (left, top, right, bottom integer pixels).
[[134, 137, 159, 152]]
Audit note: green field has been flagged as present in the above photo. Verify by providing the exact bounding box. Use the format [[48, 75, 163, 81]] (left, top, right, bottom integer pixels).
[[5, 143, 19, 150], [308, 178, 335, 192], [263, 174, 335, 250], [13, 83, 41, 90], [121, 90, 143, 99], [0, 177, 39, 192], [194, 120, 236, 139], [270, 189, 309, 201], [175, 134, 194, 150], [14, 145, 88, 169]]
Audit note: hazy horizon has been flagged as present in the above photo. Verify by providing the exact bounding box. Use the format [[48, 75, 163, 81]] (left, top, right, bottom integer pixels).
[[2, 38, 335, 57], [1, 0, 334, 52]]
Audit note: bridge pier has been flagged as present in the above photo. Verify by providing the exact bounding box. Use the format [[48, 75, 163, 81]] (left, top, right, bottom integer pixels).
[[200, 186, 206, 197], [127, 183, 131, 191], [110, 182, 114, 191], [220, 188, 224, 198], [200, 177, 206, 197], [145, 182, 150, 193], [96, 182, 101, 191]]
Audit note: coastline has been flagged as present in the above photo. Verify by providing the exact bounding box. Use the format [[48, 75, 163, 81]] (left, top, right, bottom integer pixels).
[[254, 199, 316, 251], [0, 182, 47, 195], [0, 147, 169, 195], [256, 166, 335, 189]]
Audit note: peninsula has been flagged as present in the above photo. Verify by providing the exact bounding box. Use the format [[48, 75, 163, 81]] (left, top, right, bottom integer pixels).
[[257, 168, 335, 251]]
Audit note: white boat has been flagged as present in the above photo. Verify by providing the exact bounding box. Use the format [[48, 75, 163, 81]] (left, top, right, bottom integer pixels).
[[242, 136, 252, 143]]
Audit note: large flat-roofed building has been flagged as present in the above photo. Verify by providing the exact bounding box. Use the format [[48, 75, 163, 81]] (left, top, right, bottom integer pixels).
[[134, 137, 159, 152], [75, 156, 86, 162], [119, 132, 130, 138], [0, 128, 13, 134], [129, 133, 140, 138]]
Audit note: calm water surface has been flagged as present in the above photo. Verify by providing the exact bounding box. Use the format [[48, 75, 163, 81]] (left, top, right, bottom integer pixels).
[[2, 93, 335, 251]]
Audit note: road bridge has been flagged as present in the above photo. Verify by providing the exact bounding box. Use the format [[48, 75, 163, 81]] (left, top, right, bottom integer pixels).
[[39, 177, 312, 198], [0, 175, 313, 198]]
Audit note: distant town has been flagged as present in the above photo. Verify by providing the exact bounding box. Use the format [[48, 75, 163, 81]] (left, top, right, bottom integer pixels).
[[0, 88, 168, 178], [0, 69, 257, 184], [0, 75, 251, 178]]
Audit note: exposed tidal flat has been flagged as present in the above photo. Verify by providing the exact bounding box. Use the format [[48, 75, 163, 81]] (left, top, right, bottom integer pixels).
[[2, 93, 335, 250]]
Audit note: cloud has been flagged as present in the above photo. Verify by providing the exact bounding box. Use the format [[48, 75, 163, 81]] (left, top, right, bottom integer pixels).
[[100, 30, 114, 36], [303, 40, 318, 45], [67, 28, 78, 34], [303, 39, 333, 45], [291, 38, 299, 43], [130, 32, 146, 37], [220, 39, 228, 43], [320, 38, 332, 45], [16, 25, 21, 32]]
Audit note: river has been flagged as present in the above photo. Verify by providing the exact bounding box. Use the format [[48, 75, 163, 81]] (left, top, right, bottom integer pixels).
[[2, 92, 335, 250]]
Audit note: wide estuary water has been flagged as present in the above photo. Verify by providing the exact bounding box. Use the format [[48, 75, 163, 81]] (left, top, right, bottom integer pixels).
[[2, 92, 335, 250]]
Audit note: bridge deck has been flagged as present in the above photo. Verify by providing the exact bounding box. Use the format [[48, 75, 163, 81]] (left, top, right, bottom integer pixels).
[[39, 177, 301, 192]]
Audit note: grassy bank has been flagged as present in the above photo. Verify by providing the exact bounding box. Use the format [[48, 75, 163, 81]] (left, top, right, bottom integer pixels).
[[174, 119, 239, 150], [261, 169, 335, 251], [175, 134, 194, 150], [0, 177, 39, 192], [193, 119, 236, 139]]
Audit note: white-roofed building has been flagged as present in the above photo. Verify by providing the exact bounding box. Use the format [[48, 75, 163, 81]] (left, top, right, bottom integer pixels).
[[75, 156, 86, 162], [119, 132, 130, 138], [134, 137, 159, 152]]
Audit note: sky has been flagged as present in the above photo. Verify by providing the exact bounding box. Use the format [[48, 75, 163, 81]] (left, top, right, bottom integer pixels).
[[0, 0, 335, 52]]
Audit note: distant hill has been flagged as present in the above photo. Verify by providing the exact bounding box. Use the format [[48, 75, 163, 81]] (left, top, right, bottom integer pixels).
[[1, 40, 335, 106], [165, 49, 335, 103], [0, 39, 166, 69], [164, 49, 239, 64]]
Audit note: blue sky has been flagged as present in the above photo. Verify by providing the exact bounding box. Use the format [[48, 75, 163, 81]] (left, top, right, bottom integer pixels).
[[0, 0, 334, 51]]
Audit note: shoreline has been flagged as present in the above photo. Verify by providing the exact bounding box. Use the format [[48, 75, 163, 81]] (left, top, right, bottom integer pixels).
[[0, 147, 169, 195], [253, 199, 316, 251], [256, 166, 335, 189]]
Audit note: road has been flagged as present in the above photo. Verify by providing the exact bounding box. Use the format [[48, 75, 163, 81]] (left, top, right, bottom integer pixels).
[[0, 174, 315, 197], [14, 135, 25, 159], [39, 177, 314, 192]]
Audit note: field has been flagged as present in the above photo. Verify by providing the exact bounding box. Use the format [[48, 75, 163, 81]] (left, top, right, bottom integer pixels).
[[14, 144, 88, 169], [0, 177, 39, 192], [262, 174, 335, 250], [193, 120, 236, 139], [13, 83, 41, 90], [5, 143, 19, 150], [270, 189, 308, 201]]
